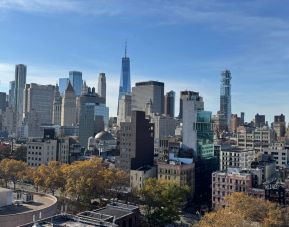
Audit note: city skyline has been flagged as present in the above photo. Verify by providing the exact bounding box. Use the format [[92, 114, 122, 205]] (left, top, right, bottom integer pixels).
[[1, 1, 289, 122]]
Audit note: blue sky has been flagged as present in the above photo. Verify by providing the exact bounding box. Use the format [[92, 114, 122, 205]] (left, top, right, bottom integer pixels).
[[0, 0, 289, 122]]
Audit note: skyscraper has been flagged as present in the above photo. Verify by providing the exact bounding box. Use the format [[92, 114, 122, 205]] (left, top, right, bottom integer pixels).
[[0, 92, 7, 113], [117, 94, 132, 126], [98, 73, 106, 102], [59, 78, 69, 95], [164, 90, 175, 117], [15, 64, 27, 129], [132, 81, 164, 114], [52, 84, 62, 125], [8, 81, 15, 108], [61, 81, 76, 126], [118, 44, 131, 112], [69, 71, 83, 96], [220, 69, 232, 130], [23, 83, 55, 137], [182, 97, 198, 153]]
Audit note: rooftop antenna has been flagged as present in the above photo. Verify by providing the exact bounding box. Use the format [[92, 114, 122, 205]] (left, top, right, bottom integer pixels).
[[125, 41, 127, 58]]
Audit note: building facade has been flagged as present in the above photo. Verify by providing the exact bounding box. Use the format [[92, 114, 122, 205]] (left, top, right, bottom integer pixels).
[[132, 81, 164, 114], [212, 168, 252, 209], [164, 90, 175, 117], [219, 147, 255, 171], [61, 81, 76, 126], [116, 111, 154, 172], [69, 71, 83, 96], [15, 64, 27, 131], [219, 70, 232, 130], [98, 73, 106, 102]]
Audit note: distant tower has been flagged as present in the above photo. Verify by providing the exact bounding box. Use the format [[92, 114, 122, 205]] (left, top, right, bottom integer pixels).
[[61, 81, 76, 126], [220, 70, 232, 130], [118, 43, 131, 113], [132, 81, 164, 114], [69, 71, 83, 96], [52, 84, 62, 125], [98, 73, 106, 102], [164, 90, 175, 117], [15, 64, 27, 128]]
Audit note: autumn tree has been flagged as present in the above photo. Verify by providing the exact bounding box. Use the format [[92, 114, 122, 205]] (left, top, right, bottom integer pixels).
[[33, 161, 65, 195], [141, 178, 190, 227], [0, 159, 28, 189], [62, 157, 129, 206], [198, 192, 286, 227]]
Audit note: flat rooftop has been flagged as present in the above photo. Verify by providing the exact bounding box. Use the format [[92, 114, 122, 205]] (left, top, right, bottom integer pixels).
[[0, 194, 56, 215]]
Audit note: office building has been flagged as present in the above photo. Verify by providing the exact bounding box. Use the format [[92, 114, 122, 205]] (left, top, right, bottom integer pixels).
[[15, 64, 27, 129], [273, 114, 286, 139], [8, 81, 15, 108], [0, 92, 6, 113], [98, 73, 106, 102], [219, 69, 232, 130], [255, 113, 266, 128], [212, 168, 252, 209], [78, 87, 106, 147], [219, 147, 255, 171], [58, 78, 69, 95], [69, 71, 83, 96], [117, 94, 132, 126], [230, 114, 241, 133], [164, 90, 175, 117], [118, 44, 131, 104], [182, 95, 199, 153], [151, 113, 177, 152], [116, 111, 154, 172], [52, 84, 62, 125], [132, 81, 164, 114], [23, 83, 55, 137], [61, 81, 76, 126], [237, 126, 273, 153], [263, 143, 289, 169], [179, 90, 204, 119]]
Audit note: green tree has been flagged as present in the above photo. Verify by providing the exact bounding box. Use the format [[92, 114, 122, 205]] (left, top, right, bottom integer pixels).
[[141, 178, 190, 227], [13, 146, 27, 161]]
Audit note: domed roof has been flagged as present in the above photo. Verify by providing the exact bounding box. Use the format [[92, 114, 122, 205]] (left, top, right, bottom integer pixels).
[[95, 131, 114, 141]]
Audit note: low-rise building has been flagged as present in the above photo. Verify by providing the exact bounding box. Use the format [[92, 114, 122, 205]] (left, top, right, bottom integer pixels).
[[220, 146, 255, 171], [158, 154, 195, 197], [237, 126, 272, 153], [263, 143, 289, 169], [130, 166, 156, 191], [212, 168, 252, 209]]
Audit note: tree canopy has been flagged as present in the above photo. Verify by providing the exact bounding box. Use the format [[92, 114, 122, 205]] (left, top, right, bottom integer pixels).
[[141, 178, 190, 227], [198, 192, 288, 227]]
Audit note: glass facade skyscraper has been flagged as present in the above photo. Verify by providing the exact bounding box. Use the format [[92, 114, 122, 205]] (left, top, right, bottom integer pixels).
[[69, 71, 83, 96], [59, 78, 69, 95], [220, 69, 232, 129], [118, 45, 131, 103]]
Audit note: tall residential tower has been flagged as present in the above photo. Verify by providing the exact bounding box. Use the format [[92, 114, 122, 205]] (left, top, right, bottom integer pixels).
[[220, 70, 232, 130]]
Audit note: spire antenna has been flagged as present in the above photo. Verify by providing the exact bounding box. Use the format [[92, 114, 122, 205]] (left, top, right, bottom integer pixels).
[[125, 41, 127, 58]]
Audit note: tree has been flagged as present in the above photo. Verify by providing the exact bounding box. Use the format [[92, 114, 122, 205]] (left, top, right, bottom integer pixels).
[[141, 178, 190, 227], [198, 192, 285, 227], [33, 161, 65, 195], [13, 146, 27, 161], [0, 159, 28, 189]]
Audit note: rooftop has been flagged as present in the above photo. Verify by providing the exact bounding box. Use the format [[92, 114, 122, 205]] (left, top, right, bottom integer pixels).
[[0, 193, 57, 216]]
